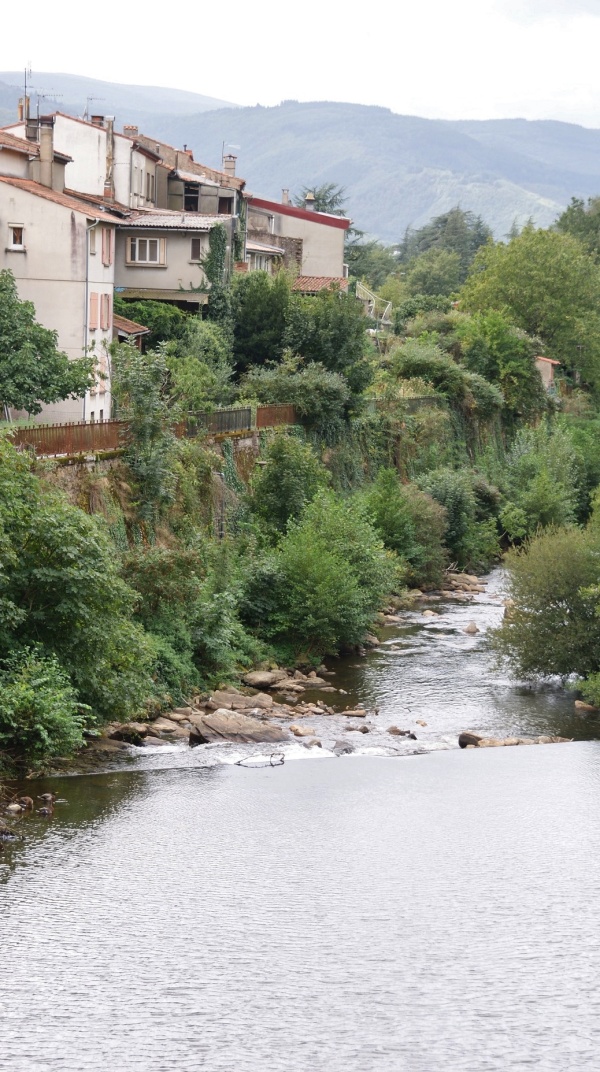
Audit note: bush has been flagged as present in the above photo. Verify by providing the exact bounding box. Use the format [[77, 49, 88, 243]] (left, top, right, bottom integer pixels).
[[249, 435, 329, 534], [418, 466, 500, 570], [500, 421, 581, 539], [242, 358, 351, 438], [0, 649, 88, 761], [492, 526, 600, 680], [364, 469, 448, 586]]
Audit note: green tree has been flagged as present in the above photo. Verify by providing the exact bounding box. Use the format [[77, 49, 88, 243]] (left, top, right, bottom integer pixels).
[[0, 649, 88, 762], [167, 319, 234, 415], [365, 469, 448, 586], [396, 208, 492, 279], [249, 435, 329, 534], [455, 311, 547, 426], [284, 286, 371, 394], [231, 271, 291, 372], [460, 227, 600, 387], [555, 196, 600, 260], [492, 525, 600, 681], [406, 249, 462, 297], [242, 358, 351, 437], [0, 269, 94, 414], [294, 183, 347, 215], [345, 241, 398, 289]]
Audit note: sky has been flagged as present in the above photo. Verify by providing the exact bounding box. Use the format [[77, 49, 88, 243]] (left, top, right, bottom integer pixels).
[[2, 0, 599, 127]]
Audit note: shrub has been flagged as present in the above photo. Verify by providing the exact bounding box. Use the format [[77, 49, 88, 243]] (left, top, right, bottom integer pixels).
[[242, 358, 351, 438], [492, 526, 600, 680], [249, 435, 329, 534], [0, 649, 88, 761], [364, 469, 448, 586]]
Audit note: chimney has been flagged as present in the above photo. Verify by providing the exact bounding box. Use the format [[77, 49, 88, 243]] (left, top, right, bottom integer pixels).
[[123, 124, 138, 138], [223, 153, 237, 177], [91, 115, 105, 128], [39, 116, 55, 188], [304, 192, 316, 212], [18, 96, 30, 122], [282, 188, 290, 205], [104, 116, 115, 201]]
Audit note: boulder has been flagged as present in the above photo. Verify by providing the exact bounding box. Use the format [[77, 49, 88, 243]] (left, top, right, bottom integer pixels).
[[458, 731, 483, 748], [416, 719, 428, 727], [170, 707, 195, 719], [575, 700, 598, 713], [242, 670, 280, 689], [341, 709, 367, 718], [348, 725, 370, 733], [150, 717, 187, 735], [107, 722, 150, 744], [422, 609, 438, 617], [274, 679, 305, 692], [304, 739, 322, 748], [189, 709, 288, 746], [363, 634, 379, 647], [289, 724, 317, 737], [387, 726, 412, 736], [333, 739, 355, 755], [143, 736, 171, 746], [464, 622, 479, 635]]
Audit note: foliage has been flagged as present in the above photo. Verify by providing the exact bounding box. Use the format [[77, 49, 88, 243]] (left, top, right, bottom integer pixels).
[[499, 421, 581, 540], [455, 310, 547, 427], [231, 271, 291, 372], [555, 196, 600, 260], [492, 526, 600, 680], [364, 468, 448, 586], [396, 208, 492, 279], [242, 357, 351, 436], [249, 434, 329, 534], [284, 286, 371, 394], [293, 183, 347, 215], [391, 339, 504, 422], [405, 249, 462, 297], [460, 227, 600, 388], [0, 269, 95, 414], [345, 241, 398, 289], [0, 648, 88, 762], [418, 466, 500, 569], [0, 437, 154, 722], [243, 491, 398, 657], [113, 297, 189, 348], [167, 319, 234, 415], [204, 223, 233, 331], [111, 342, 176, 522], [394, 294, 453, 332]]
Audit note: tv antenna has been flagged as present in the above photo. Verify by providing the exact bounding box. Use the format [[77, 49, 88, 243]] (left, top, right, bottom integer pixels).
[[83, 96, 105, 121]]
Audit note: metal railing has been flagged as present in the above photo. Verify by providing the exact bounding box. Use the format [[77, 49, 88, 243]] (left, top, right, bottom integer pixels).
[[7, 405, 297, 458]]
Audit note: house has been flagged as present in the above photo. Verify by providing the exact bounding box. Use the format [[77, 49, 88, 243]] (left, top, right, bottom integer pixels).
[[535, 356, 560, 391], [245, 191, 350, 278], [0, 122, 118, 423]]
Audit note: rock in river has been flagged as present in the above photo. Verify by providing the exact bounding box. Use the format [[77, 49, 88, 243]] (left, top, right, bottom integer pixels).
[[189, 709, 288, 746]]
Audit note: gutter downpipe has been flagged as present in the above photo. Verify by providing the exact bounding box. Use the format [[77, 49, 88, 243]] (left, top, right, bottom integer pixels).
[[83, 219, 100, 422]]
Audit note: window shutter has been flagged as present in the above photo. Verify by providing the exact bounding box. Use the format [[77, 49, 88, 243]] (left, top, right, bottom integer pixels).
[[100, 293, 111, 330], [89, 292, 99, 330], [102, 227, 113, 266]]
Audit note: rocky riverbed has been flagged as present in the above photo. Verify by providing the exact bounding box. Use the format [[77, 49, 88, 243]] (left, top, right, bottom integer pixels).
[[52, 568, 579, 778]]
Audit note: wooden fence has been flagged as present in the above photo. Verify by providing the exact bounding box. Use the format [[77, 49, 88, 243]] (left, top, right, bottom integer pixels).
[[7, 405, 298, 458]]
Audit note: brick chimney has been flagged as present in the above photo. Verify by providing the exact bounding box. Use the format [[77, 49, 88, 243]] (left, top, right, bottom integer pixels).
[[91, 115, 105, 128], [123, 124, 138, 138], [304, 192, 316, 212], [223, 153, 237, 178]]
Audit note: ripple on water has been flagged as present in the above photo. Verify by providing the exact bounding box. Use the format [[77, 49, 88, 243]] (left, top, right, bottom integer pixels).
[[2, 746, 600, 1071]]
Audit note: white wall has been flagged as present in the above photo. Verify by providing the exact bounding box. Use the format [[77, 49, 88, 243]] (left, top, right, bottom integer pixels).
[[115, 229, 209, 293]]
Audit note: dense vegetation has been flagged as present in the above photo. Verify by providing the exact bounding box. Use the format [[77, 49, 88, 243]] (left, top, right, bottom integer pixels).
[[6, 189, 600, 768]]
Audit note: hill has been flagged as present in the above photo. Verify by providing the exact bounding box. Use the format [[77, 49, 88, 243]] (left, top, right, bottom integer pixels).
[[2, 78, 599, 242], [0, 71, 236, 130]]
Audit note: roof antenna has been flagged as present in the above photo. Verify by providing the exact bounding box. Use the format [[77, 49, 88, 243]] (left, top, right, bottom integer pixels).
[[83, 96, 105, 121]]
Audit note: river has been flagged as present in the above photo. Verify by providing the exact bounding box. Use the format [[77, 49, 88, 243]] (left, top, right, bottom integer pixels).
[[2, 571, 599, 1071]]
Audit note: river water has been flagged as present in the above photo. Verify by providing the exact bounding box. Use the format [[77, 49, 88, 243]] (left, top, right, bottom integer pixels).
[[2, 572, 600, 1071]]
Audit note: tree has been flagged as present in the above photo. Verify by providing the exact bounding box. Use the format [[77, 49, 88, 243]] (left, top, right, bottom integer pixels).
[[555, 196, 600, 260], [344, 241, 397, 289], [242, 358, 351, 436], [231, 271, 291, 373], [249, 435, 329, 534], [167, 319, 234, 415], [294, 183, 347, 215], [284, 286, 371, 394], [396, 208, 492, 279], [405, 249, 462, 296], [460, 227, 600, 388], [0, 269, 94, 414], [113, 297, 189, 348]]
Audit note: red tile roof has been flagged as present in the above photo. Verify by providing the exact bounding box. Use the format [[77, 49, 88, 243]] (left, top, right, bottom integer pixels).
[[248, 196, 351, 230], [292, 276, 350, 292], [0, 129, 38, 155], [0, 176, 123, 222], [113, 314, 150, 336]]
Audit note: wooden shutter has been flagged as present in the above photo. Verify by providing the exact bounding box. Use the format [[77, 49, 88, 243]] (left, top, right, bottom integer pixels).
[[100, 293, 111, 330], [89, 292, 99, 330], [102, 227, 112, 266]]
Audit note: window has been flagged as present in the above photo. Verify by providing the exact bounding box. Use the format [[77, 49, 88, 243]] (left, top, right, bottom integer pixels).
[[184, 183, 199, 212], [146, 172, 155, 202], [8, 225, 24, 250], [99, 409, 104, 422], [190, 237, 202, 261], [101, 227, 113, 266], [218, 197, 233, 215], [89, 411, 95, 423], [127, 236, 166, 265]]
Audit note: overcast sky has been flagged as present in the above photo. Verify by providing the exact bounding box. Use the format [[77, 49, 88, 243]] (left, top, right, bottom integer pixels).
[[3, 0, 599, 127]]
